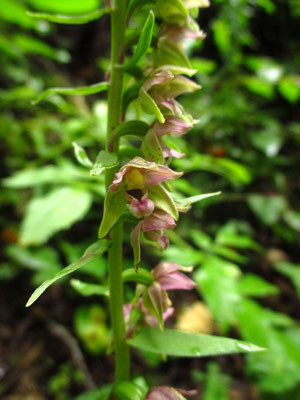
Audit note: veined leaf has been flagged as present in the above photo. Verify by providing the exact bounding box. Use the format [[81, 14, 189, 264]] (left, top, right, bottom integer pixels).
[[127, 11, 155, 67], [26, 240, 109, 306], [127, 328, 264, 357], [33, 81, 108, 104], [26, 8, 109, 24], [20, 187, 92, 246]]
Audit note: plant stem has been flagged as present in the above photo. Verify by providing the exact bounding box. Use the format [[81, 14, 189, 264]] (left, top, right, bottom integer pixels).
[[105, 0, 130, 382]]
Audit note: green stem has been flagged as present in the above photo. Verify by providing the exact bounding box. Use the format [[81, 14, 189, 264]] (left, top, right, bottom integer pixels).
[[105, 0, 130, 382]]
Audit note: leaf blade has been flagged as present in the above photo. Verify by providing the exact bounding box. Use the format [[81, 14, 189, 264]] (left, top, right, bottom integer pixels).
[[26, 8, 109, 25], [127, 10, 155, 67], [33, 81, 108, 104], [127, 328, 265, 357], [26, 240, 109, 307]]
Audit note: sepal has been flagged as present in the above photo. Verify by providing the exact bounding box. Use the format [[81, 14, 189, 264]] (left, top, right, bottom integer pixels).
[[98, 189, 127, 238]]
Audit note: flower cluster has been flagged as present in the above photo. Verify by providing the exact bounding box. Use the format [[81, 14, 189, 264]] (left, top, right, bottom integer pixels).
[[124, 262, 197, 334]]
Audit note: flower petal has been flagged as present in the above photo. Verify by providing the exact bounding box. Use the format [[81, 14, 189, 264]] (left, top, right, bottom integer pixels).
[[128, 192, 155, 218], [158, 271, 197, 291], [141, 210, 176, 232], [154, 117, 193, 137]]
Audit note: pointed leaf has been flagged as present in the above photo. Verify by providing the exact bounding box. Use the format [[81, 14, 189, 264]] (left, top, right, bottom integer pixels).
[[20, 187, 92, 246], [127, 11, 155, 67], [27, 8, 109, 24], [90, 150, 118, 176], [72, 142, 93, 168], [33, 81, 108, 104], [98, 189, 127, 238], [26, 240, 109, 306], [109, 120, 150, 149], [127, 328, 265, 357]]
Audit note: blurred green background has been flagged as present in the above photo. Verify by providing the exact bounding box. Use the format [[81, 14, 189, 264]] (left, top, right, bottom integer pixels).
[[1, 0, 300, 399]]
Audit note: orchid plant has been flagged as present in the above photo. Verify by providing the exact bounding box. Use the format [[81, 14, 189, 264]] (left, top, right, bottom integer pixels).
[[25, 0, 264, 398]]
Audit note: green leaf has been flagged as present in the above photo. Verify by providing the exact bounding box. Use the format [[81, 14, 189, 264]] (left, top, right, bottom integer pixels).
[[14, 33, 69, 63], [72, 142, 93, 168], [275, 261, 300, 297], [109, 120, 150, 147], [173, 155, 252, 186], [242, 76, 275, 99], [98, 189, 127, 238], [177, 191, 221, 208], [20, 187, 92, 246], [194, 256, 242, 332], [33, 81, 108, 104], [213, 19, 231, 54], [3, 164, 97, 188], [113, 381, 148, 400], [202, 362, 230, 400], [127, 328, 264, 357], [28, 0, 101, 14], [278, 76, 300, 103], [70, 279, 109, 297], [247, 194, 287, 226], [26, 7, 109, 24], [284, 209, 300, 232], [74, 304, 110, 354], [73, 386, 112, 400], [238, 274, 279, 297], [138, 87, 165, 123], [122, 268, 153, 286], [26, 240, 109, 306], [90, 150, 118, 176], [127, 11, 155, 67], [237, 299, 300, 393]]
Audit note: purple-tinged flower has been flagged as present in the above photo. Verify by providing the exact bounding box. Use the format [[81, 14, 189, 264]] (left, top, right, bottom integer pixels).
[[109, 157, 182, 192], [131, 209, 176, 268], [160, 23, 206, 43], [143, 116, 193, 162], [123, 298, 174, 335], [154, 116, 193, 137], [152, 262, 197, 291], [140, 68, 201, 119], [127, 191, 155, 218], [146, 386, 197, 400]]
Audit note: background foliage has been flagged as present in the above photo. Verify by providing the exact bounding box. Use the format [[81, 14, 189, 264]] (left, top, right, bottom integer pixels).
[[1, 0, 300, 399]]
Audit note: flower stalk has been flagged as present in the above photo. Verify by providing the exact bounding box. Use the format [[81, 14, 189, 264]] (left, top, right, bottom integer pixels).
[[106, 0, 130, 382]]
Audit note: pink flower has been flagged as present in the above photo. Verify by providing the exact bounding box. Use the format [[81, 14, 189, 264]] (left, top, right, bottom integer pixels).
[[153, 117, 193, 137], [123, 298, 174, 336], [109, 157, 182, 192], [152, 262, 197, 291], [140, 68, 201, 118], [143, 117, 193, 161], [131, 209, 176, 268], [159, 23, 206, 43], [146, 386, 197, 399]]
